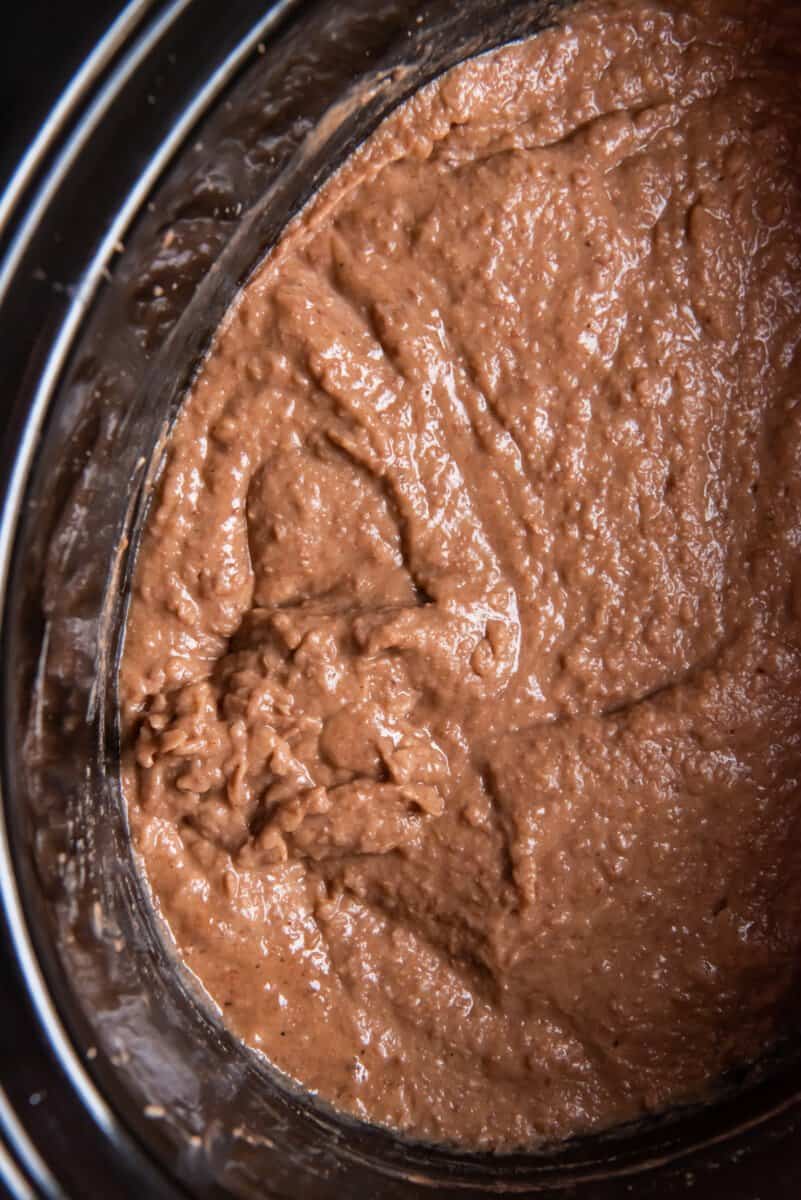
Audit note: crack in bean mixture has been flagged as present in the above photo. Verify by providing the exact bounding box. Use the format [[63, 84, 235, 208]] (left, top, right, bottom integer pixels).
[[121, 0, 801, 1148]]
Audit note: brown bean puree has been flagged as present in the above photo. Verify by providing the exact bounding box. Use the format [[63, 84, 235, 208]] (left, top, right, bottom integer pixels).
[[121, 0, 801, 1149]]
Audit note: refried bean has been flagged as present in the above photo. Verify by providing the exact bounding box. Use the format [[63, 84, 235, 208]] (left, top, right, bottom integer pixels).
[[120, 0, 801, 1149]]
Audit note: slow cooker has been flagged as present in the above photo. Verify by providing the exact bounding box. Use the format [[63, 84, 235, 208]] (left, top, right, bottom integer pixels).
[[2, 1, 801, 1195]]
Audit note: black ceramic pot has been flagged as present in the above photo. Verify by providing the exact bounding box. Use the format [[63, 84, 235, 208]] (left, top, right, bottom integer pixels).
[[1, 2, 800, 1196]]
